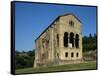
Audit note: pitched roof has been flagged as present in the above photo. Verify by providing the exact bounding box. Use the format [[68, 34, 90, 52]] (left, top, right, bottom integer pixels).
[[35, 13, 81, 41]]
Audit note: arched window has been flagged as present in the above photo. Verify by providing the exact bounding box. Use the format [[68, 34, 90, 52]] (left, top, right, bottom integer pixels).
[[57, 34, 59, 47], [70, 32, 74, 47], [75, 34, 79, 48], [65, 52, 68, 57], [64, 32, 68, 47], [76, 52, 79, 57], [69, 20, 74, 27], [71, 52, 74, 57]]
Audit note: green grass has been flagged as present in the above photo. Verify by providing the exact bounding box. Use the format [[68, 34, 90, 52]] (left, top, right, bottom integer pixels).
[[16, 61, 97, 74]]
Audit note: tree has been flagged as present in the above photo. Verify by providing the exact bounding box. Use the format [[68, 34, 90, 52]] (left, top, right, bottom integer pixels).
[[15, 50, 35, 69], [89, 33, 92, 38], [27, 50, 35, 57], [83, 33, 97, 52]]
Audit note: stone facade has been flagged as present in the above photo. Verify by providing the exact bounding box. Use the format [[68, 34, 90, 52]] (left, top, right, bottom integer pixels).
[[34, 13, 83, 68]]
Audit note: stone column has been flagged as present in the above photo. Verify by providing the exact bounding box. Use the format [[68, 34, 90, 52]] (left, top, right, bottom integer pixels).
[[68, 32, 70, 48], [74, 33, 75, 48], [79, 34, 83, 59], [50, 26, 54, 61]]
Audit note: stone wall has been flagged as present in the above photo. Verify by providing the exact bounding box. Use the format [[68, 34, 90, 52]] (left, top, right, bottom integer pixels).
[[34, 14, 83, 68]]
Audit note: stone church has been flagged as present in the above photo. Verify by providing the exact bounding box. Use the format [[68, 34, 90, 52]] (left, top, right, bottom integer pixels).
[[34, 13, 83, 67]]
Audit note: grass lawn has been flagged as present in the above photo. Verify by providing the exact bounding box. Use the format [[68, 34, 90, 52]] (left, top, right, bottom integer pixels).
[[15, 61, 97, 74]]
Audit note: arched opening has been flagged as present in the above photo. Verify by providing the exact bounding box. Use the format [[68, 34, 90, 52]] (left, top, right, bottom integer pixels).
[[42, 39, 45, 48], [70, 32, 74, 47], [75, 34, 79, 48], [65, 52, 68, 57], [76, 52, 79, 57], [69, 20, 74, 27], [71, 52, 74, 57], [64, 32, 68, 47], [57, 34, 59, 47]]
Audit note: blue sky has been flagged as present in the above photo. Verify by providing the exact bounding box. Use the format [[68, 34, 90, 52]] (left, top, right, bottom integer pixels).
[[15, 2, 97, 51]]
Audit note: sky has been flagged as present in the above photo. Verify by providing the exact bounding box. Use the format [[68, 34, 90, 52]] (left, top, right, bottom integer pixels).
[[15, 2, 97, 51]]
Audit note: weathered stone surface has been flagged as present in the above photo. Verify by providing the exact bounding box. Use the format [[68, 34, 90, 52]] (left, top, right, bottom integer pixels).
[[34, 13, 83, 68]]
